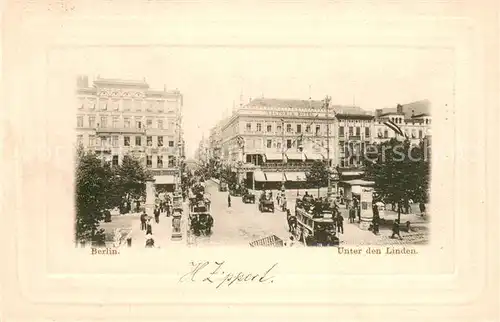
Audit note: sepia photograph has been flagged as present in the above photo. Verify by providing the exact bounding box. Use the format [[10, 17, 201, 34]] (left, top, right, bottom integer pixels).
[[73, 47, 442, 250]]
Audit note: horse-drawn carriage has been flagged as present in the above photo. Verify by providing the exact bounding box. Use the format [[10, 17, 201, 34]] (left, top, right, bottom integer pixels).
[[242, 188, 256, 204], [188, 193, 214, 236], [258, 191, 275, 212]]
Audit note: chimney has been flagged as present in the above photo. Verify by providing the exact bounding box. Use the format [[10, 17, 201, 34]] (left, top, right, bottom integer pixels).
[[396, 104, 403, 114], [77, 75, 89, 88], [411, 109, 415, 117], [375, 109, 383, 118]]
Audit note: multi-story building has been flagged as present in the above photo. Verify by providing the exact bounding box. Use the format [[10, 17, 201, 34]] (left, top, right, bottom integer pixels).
[[76, 75, 184, 191], [208, 97, 432, 191]]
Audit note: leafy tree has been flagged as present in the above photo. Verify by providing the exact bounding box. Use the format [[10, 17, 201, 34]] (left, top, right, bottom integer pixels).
[[75, 150, 114, 245], [116, 154, 153, 204], [306, 160, 329, 196], [363, 138, 430, 222]]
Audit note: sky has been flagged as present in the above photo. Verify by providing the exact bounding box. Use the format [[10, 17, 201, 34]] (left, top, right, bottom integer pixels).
[[55, 46, 454, 158]]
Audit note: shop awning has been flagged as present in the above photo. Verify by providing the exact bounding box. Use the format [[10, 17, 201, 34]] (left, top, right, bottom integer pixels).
[[341, 171, 364, 176], [341, 179, 375, 186], [305, 153, 324, 160], [264, 153, 283, 161], [286, 152, 304, 161], [154, 175, 175, 185], [265, 172, 286, 182], [254, 171, 267, 182], [285, 172, 307, 181]]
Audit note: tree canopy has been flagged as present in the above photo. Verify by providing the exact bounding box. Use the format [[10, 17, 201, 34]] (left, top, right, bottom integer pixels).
[[363, 138, 430, 220], [306, 160, 329, 189], [115, 154, 153, 202]]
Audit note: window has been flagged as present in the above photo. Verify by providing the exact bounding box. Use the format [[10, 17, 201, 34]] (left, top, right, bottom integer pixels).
[[146, 102, 153, 112], [136, 119, 142, 129], [168, 155, 175, 167], [287, 139, 292, 149], [246, 123, 251, 131], [286, 124, 292, 133], [147, 136, 152, 146], [135, 136, 141, 146], [146, 119, 153, 128], [419, 130, 423, 138], [88, 116, 95, 128], [267, 139, 272, 148], [277, 142, 281, 149], [123, 100, 131, 111], [112, 100, 119, 111], [297, 124, 302, 133], [100, 100, 107, 110], [315, 125, 321, 135], [158, 136, 163, 147], [112, 155, 119, 166], [124, 118, 130, 128], [112, 116, 119, 128], [124, 136, 130, 146], [384, 130, 388, 138], [77, 135, 83, 146], [356, 127, 360, 136], [256, 123, 262, 132], [134, 100, 142, 111], [365, 127, 370, 137], [266, 125, 272, 132], [112, 136, 118, 147], [77, 116, 83, 128], [100, 136, 109, 147], [306, 125, 311, 133], [277, 125, 282, 133], [349, 127, 353, 135], [157, 101, 164, 111], [158, 119, 164, 129], [146, 155, 152, 168], [157, 156, 163, 168], [169, 140, 174, 147], [339, 126, 344, 137], [100, 116, 108, 128]]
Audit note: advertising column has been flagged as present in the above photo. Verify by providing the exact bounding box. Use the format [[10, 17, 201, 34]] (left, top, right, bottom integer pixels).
[[145, 179, 156, 217], [359, 187, 374, 230]]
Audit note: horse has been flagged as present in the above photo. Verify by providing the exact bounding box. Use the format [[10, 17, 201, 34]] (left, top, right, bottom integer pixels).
[[287, 212, 298, 233]]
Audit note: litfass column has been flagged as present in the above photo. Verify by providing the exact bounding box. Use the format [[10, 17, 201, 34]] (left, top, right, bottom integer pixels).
[[145, 178, 156, 218], [359, 187, 374, 230]]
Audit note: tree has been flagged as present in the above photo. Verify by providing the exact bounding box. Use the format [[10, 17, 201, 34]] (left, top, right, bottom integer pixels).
[[75, 150, 115, 245], [363, 138, 430, 222], [306, 160, 329, 196], [116, 154, 153, 204]]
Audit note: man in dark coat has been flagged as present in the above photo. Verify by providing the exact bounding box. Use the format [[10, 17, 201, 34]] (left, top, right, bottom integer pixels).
[[227, 193, 231, 208], [337, 214, 344, 234], [154, 206, 160, 224], [391, 219, 402, 240], [146, 219, 153, 235], [349, 206, 355, 223], [140, 211, 147, 230]]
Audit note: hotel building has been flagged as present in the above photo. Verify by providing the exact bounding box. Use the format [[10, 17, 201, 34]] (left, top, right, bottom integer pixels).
[[206, 97, 432, 191], [76, 76, 184, 191]]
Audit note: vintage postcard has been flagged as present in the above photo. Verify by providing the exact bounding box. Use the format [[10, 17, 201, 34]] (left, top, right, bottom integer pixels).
[[1, 0, 497, 321]]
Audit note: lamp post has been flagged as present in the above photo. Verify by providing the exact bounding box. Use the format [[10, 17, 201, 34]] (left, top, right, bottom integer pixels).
[[324, 95, 333, 198], [280, 118, 286, 192]]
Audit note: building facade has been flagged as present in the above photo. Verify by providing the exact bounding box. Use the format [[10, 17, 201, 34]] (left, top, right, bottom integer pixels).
[[76, 75, 184, 190], [206, 97, 432, 191]]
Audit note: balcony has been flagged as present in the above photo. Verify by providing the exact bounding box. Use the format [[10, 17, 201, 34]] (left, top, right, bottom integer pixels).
[[348, 135, 361, 140], [94, 146, 112, 153], [96, 127, 146, 135]]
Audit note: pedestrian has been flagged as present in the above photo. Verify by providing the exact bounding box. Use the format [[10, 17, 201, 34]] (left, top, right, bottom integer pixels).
[[140, 211, 147, 230], [145, 234, 155, 248], [337, 214, 344, 234], [372, 213, 380, 234], [154, 206, 160, 224], [419, 202, 426, 217], [348, 206, 355, 223], [282, 197, 287, 212], [391, 219, 402, 240], [146, 219, 153, 235], [227, 193, 231, 208]]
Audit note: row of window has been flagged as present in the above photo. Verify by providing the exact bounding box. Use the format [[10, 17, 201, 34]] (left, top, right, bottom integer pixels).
[[78, 99, 168, 112], [338, 126, 370, 137], [77, 135, 175, 148], [76, 115, 175, 130], [245, 123, 318, 134], [388, 117, 431, 125], [110, 155, 175, 168]]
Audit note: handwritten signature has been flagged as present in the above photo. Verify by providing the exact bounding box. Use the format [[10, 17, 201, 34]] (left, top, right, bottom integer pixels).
[[179, 261, 278, 288]]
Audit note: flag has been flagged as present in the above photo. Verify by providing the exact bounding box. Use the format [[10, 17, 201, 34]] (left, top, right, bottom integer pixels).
[[383, 119, 405, 137]]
